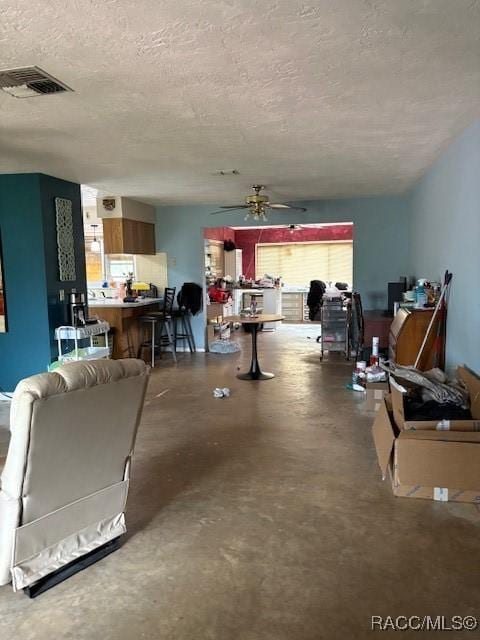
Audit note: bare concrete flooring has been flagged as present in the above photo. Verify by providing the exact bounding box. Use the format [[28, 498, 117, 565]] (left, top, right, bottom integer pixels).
[[1, 325, 479, 639]]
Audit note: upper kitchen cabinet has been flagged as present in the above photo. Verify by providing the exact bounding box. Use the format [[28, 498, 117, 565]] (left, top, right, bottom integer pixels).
[[103, 218, 156, 255], [96, 197, 156, 255]]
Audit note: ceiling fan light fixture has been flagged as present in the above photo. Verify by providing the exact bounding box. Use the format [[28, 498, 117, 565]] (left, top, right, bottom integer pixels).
[[209, 184, 306, 223]]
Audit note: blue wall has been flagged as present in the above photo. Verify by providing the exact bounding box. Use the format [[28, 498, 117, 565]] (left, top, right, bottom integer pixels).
[[156, 195, 410, 349], [0, 173, 85, 389], [407, 120, 480, 372]]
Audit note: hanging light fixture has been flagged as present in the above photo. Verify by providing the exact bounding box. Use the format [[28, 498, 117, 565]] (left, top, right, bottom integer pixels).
[[90, 224, 101, 253]]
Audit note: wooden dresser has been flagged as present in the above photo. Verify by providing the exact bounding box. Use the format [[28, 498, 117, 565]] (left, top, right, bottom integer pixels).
[[389, 308, 440, 370]]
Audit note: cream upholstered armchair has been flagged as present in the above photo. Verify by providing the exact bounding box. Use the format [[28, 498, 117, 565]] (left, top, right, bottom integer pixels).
[[0, 358, 149, 596]]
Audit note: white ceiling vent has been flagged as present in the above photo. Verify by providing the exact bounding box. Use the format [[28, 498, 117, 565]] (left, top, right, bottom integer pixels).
[[0, 66, 73, 98]]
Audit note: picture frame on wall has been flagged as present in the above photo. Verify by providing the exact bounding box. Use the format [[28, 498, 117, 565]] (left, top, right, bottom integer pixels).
[[0, 229, 8, 333]]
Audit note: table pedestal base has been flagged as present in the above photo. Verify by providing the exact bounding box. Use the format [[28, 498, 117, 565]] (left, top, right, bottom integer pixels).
[[237, 322, 275, 381], [237, 371, 274, 381]]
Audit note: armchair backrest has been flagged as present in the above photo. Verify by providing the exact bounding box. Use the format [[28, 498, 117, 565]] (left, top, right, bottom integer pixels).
[[0, 358, 149, 589]]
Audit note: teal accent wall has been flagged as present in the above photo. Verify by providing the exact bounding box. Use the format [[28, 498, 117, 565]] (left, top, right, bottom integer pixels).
[[407, 120, 480, 372], [39, 174, 86, 359], [0, 173, 85, 389], [0, 175, 50, 388], [156, 195, 410, 349]]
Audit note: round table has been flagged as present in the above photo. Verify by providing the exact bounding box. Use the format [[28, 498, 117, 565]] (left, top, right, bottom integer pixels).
[[224, 314, 285, 380]]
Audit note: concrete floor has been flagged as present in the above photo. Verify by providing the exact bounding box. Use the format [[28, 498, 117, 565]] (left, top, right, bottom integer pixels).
[[1, 324, 479, 639]]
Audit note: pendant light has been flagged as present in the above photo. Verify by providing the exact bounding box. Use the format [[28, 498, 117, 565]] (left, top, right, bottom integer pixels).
[[90, 224, 101, 253]]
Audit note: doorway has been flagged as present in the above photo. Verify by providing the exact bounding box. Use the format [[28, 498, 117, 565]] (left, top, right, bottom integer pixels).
[[203, 222, 354, 348]]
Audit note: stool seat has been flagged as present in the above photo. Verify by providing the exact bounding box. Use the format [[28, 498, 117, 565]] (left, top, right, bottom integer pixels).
[[141, 313, 171, 322], [142, 311, 171, 318]]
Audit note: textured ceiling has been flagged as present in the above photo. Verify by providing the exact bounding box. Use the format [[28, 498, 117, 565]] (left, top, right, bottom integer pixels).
[[1, 0, 479, 205]]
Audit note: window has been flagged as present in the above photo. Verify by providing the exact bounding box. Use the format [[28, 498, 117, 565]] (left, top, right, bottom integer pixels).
[[256, 241, 353, 286], [105, 254, 136, 281], [84, 224, 104, 283]]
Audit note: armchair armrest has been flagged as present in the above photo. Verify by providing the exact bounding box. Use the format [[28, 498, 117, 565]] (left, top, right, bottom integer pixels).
[[0, 400, 11, 479]]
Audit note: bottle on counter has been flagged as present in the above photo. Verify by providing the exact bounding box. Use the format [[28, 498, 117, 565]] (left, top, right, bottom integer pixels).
[[117, 283, 126, 300], [415, 283, 427, 309], [370, 337, 379, 366]]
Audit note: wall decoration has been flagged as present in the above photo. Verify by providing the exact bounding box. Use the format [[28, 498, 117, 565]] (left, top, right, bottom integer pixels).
[[55, 197, 76, 281], [0, 229, 7, 332], [102, 198, 116, 212]]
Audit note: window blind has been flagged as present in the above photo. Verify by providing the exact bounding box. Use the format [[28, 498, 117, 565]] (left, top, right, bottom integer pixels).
[[256, 242, 353, 285]]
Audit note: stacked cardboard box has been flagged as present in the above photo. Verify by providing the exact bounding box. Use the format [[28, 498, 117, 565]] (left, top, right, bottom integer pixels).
[[372, 367, 480, 503]]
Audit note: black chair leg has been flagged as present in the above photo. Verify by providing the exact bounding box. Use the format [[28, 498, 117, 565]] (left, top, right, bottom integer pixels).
[[165, 320, 177, 362], [173, 316, 179, 352], [186, 314, 196, 352], [181, 316, 193, 353]]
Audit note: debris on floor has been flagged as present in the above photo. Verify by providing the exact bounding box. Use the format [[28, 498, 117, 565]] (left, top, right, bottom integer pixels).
[[209, 341, 241, 354], [346, 382, 365, 392], [213, 387, 230, 398]]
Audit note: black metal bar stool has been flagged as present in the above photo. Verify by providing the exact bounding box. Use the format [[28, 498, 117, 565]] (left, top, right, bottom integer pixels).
[[173, 308, 196, 353], [138, 287, 177, 366]]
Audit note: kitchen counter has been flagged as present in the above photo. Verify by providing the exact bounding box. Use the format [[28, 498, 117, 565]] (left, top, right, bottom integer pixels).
[[89, 298, 162, 359], [89, 297, 163, 309]]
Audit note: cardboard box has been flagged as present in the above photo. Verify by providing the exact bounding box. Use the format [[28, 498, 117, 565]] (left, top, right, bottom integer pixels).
[[372, 386, 480, 503], [389, 367, 480, 431], [365, 382, 389, 412]]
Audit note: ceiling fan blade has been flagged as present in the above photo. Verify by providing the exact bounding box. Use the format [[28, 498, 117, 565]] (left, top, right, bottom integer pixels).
[[209, 207, 247, 215], [286, 205, 307, 212], [268, 203, 307, 212], [221, 205, 248, 209]]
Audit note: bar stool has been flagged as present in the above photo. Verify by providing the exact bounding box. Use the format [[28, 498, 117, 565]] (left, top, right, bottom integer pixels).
[[138, 287, 177, 366], [173, 308, 196, 353]]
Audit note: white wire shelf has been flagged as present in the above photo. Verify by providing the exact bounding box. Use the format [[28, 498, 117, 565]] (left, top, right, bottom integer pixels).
[[58, 347, 110, 362]]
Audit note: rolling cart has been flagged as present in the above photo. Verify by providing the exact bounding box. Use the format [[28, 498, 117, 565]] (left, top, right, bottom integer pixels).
[[54, 321, 111, 363], [319, 297, 350, 361]]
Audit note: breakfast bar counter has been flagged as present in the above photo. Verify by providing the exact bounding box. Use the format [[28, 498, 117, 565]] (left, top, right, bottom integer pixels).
[[88, 298, 163, 359]]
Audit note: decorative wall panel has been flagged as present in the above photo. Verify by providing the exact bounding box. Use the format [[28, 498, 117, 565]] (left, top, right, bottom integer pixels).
[[55, 197, 76, 281]]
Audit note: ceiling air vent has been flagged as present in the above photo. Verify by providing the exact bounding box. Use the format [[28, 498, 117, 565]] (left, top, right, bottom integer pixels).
[[0, 66, 73, 98]]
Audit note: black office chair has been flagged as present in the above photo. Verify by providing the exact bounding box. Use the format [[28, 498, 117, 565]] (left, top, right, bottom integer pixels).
[[307, 280, 326, 322], [306, 280, 326, 343]]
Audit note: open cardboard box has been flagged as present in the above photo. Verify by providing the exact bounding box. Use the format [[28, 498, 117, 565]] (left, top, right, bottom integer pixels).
[[390, 367, 480, 431], [372, 367, 480, 502], [365, 381, 389, 412]]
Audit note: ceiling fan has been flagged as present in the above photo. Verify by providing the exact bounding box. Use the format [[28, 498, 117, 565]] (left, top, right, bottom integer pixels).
[[209, 185, 307, 221]]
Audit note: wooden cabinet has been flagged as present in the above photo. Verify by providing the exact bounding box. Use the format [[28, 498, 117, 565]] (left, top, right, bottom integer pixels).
[[103, 218, 155, 255], [389, 308, 440, 370]]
